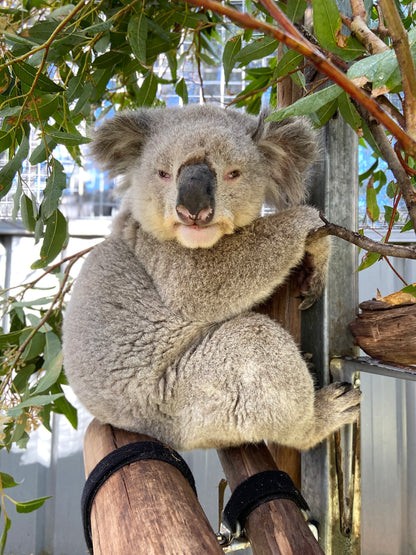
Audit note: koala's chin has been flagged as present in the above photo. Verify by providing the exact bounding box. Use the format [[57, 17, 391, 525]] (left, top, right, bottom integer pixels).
[[175, 223, 223, 249]]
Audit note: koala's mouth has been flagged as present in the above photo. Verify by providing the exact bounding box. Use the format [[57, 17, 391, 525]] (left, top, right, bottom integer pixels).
[[175, 222, 221, 249]]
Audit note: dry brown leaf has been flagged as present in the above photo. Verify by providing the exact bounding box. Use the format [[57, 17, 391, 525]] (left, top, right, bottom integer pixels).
[[376, 287, 416, 305]]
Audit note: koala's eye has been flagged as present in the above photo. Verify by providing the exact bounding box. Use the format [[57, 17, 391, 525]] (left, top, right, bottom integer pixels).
[[158, 170, 171, 179], [227, 170, 241, 180]]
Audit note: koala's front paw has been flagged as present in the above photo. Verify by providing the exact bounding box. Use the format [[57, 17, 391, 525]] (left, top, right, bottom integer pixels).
[[298, 253, 327, 310]]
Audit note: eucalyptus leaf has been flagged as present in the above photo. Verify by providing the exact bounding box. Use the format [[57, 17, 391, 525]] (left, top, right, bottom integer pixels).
[[223, 35, 242, 86], [128, 13, 148, 64], [366, 186, 380, 222], [41, 161, 67, 219], [235, 37, 279, 66], [267, 84, 343, 120], [0, 134, 29, 199], [20, 194, 37, 232], [175, 78, 188, 104], [0, 473, 20, 489], [12, 61, 64, 93], [45, 131, 91, 147], [6, 393, 65, 416], [136, 72, 158, 107], [16, 496, 52, 514], [35, 209, 68, 267]]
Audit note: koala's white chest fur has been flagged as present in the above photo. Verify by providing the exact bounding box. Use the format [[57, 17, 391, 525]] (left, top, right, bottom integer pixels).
[[62, 105, 360, 451]]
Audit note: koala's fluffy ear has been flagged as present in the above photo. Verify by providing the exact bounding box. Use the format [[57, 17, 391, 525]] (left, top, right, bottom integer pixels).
[[255, 115, 318, 208], [90, 110, 152, 178]]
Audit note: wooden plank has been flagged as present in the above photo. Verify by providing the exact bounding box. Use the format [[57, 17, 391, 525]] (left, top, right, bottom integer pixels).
[[217, 442, 324, 555], [83, 419, 223, 555]]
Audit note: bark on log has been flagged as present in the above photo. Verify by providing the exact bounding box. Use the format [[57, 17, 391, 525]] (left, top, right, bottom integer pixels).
[[350, 300, 416, 365], [83, 419, 223, 555], [217, 442, 324, 555]]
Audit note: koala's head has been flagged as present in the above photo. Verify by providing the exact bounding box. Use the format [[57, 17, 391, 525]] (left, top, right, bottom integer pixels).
[[91, 104, 317, 249]]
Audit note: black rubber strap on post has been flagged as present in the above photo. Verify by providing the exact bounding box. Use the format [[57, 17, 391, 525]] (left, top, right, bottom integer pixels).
[[81, 440, 197, 554], [222, 470, 309, 534]]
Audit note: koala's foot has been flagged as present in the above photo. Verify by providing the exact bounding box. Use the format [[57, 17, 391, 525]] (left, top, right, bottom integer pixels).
[[300, 382, 361, 449]]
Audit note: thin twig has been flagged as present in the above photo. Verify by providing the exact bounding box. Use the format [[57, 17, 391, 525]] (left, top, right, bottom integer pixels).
[[311, 217, 416, 259]]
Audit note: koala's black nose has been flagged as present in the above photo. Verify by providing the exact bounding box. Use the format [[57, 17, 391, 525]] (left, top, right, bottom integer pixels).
[[176, 163, 216, 225]]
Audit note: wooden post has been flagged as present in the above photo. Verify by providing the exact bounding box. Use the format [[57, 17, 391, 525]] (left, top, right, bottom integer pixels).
[[217, 442, 324, 555], [83, 419, 223, 555]]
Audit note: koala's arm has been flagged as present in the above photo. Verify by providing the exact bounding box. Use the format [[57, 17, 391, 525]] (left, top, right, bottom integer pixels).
[[133, 205, 329, 322]]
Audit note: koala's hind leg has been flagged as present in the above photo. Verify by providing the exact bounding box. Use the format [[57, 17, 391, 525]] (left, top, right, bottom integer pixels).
[[168, 312, 360, 451]]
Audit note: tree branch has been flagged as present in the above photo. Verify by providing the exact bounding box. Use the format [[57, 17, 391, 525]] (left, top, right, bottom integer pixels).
[[183, 0, 416, 157], [379, 0, 416, 139], [311, 218, 416, 259], [342, 14, 389, 54]]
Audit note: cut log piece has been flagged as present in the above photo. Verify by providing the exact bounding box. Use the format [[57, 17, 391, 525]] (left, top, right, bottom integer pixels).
[[349, 300, 416, 365]]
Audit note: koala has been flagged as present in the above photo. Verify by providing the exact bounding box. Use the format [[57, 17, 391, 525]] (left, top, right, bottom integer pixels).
[[63, 104, 360, 451]]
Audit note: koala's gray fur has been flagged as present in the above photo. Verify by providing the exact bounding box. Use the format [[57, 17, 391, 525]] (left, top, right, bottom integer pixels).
[[63, 104, 360, 451]]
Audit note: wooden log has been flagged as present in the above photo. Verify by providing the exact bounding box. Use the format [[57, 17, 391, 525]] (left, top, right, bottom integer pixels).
[[217, 442, 324, 555], [350, 300, 416, 365], [256, 273, 302, 489], [83, 419, 223, 555]]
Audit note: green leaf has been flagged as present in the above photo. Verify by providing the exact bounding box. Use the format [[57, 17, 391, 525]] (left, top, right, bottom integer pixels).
[[386, 181, 399, 198], [0, 472, 20, 488], [30, 94, 59, 122], [0, 134, 29, 199], [128, 13, 148, 64], [19, 328, 46, 361], [384, 205, 399, 224], [287, 0, 307, 22], [402, 284, 416, 297], [12, 364, 36, 393], [338, 92, 361, 130], [16, 496, 51, 514], [51, 385, 77, 428], [41, 161, 67, 219], [312, 0, 365, 61], [274, 49, 303, 78], [401, 219, 414, 232], [366, 186, 380, 222], [34, 332, 62, 393], [34, 352, 63, 393], [223, 35, 242, 85], [45, 131, 91, 147], [72, 82, 93, 116], [12, 61, 64, 93], [175, 78, 188, 104], [0, 329, 24, 349], [32, 209, 67, 268], [316, 98, 338, 125], [347, 50, 391, 81], [357, 251, 381, 271], [359, 159, 378, 182], [136, 72, 158, 107], [21, 194, 37, 232], [6, 393, 65, 417], [235, 37, 279, 66], [12, 175, 22, 222], [267, 84, 343, 120], [312, 0, 341, 51], [29, 136, 57, 165]]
